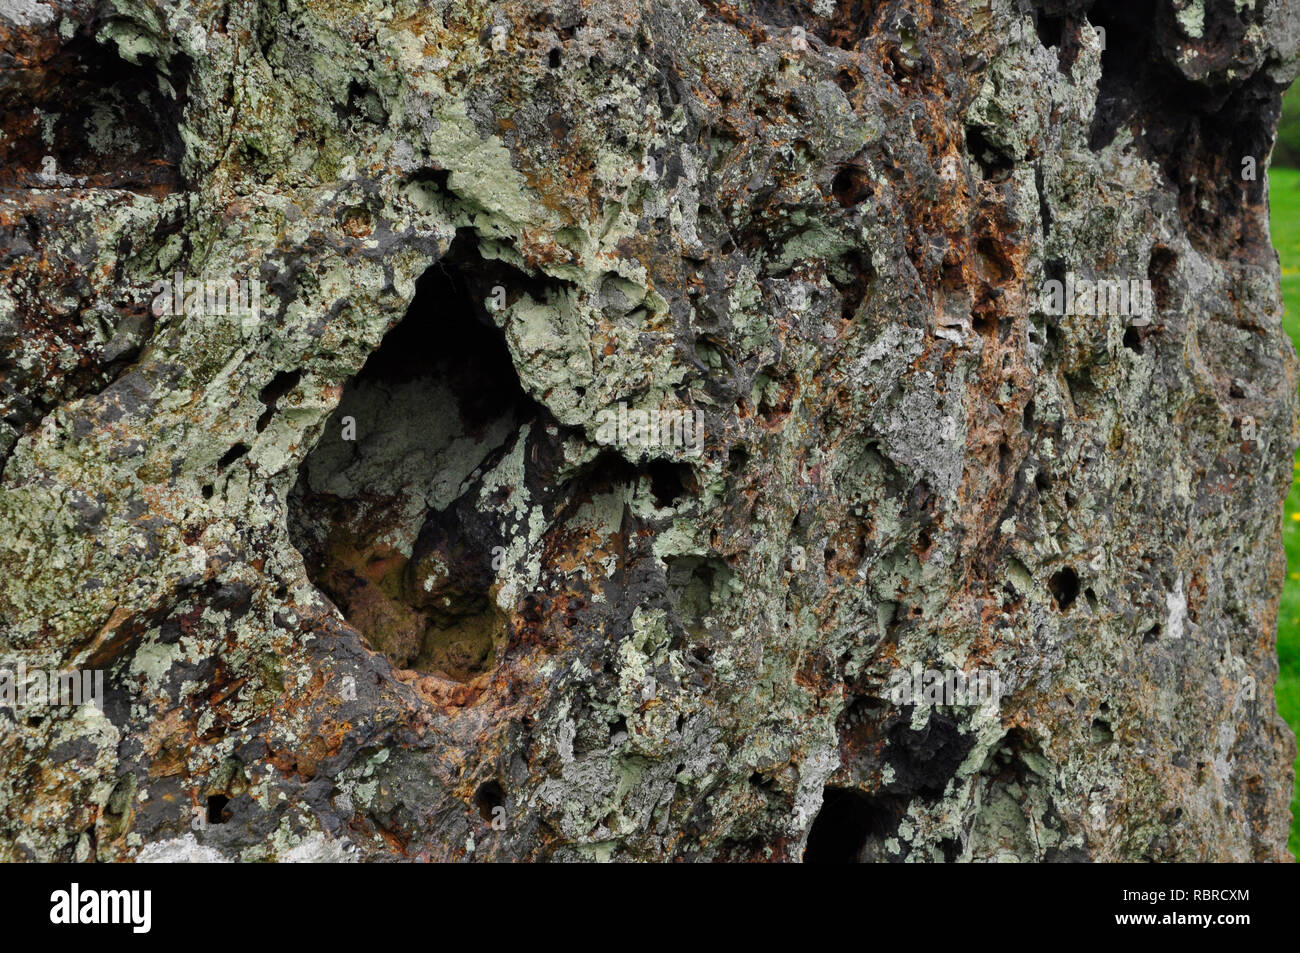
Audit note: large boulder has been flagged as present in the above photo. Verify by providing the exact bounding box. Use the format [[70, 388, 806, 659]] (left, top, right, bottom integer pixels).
[[0, 0, 1295, 861]]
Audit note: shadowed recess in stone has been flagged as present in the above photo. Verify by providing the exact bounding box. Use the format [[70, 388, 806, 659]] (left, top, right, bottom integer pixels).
[[1087, 0, 1279, 250], [665, 555, 733, 644], [0, 29, 187, 193], [288, 240, 541, 682], [804, 786, 906, 863]]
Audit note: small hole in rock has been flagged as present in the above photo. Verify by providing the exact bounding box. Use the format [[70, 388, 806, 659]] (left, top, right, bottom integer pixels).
[[804, 787, 899, 863], [474, 780, 505, 822], [665, 556, 731, 642], [648, 460, 692, 508], [1048, 567, 1079, 610], [1090, 718, 1113, 745], [831, 165, 872, 208], [965, 125, 1014, 181], [1122, 325, 1143, 354], [206, 793, 231, 824], [938, 837, 959, 862], [1148, 246, 1177, 312]]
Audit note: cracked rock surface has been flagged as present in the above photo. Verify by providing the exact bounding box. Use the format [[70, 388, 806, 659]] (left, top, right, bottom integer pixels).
[[0, 0, 1297, 861]]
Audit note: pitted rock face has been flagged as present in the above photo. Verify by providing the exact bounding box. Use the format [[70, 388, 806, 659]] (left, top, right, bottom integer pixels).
[[0, 0, 1296, 861]]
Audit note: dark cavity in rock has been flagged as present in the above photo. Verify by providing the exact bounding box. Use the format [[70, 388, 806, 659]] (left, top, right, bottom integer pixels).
[[0, 30, 187, 193], [288, 236, 541, 682]]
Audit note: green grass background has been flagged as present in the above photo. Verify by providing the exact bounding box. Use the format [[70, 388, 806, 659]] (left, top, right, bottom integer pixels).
[[1269, 161, 1300, 860]]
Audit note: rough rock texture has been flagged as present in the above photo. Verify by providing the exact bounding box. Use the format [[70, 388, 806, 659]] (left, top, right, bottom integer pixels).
[[1, 0, 1297, 862]]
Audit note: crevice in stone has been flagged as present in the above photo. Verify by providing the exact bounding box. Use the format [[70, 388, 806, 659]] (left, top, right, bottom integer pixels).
[[218, 442, 250, 470], [1034, 13, 1064, 52], [1088, 0, 1159, 154], [1147, 244, 1178, 314], [1024, 0, 1090, 72], [831, 245, 877, 323], [257, 370, 301, 432]]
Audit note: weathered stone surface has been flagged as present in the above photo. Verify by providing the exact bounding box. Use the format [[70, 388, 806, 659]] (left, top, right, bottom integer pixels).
[[0, 0, 1296, 861]]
